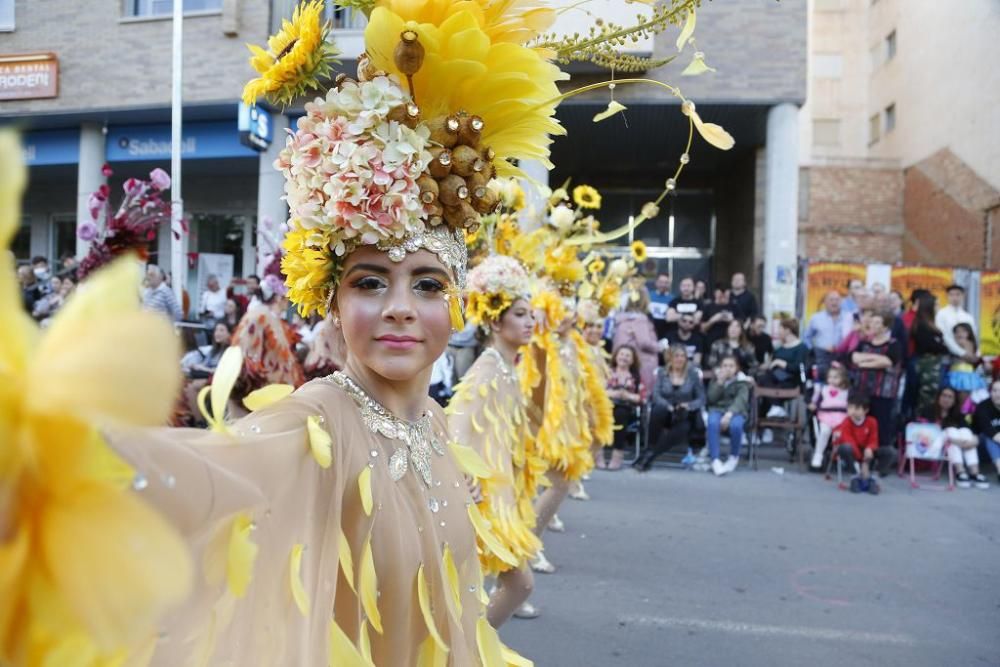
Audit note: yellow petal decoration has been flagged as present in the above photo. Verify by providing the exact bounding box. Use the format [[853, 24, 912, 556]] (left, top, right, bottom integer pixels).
[[449, 442, 493, 480], [359, 533, 383, 634], [442, 544, 462, 622], [307, 415, 333, 468], [211, 346, 243, 432], [338, 528, 357, 595], [476, 616, 505, 667], [227, 513, 258, 598], [467, 504, 518, 567], [682, 51, 716, 76], [417, 634, 449, 667], [592, 100, 627, 123], [358, 466, 374, 517], [676, 8, 696, 51], [327, 619, 372, 667], [289, 543, 310, 617], [501, 644, 535, 667], [242, 383, 294, 411], [448, 290, 466, 332], [416, 564, 449, 654], [682, 100, 735, 151]]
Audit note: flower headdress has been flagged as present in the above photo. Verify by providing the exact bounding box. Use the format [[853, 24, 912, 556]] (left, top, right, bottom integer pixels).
[[464, 253, 530, 326]]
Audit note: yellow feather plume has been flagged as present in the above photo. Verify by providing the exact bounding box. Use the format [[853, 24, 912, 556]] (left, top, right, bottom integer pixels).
[[289, 543, 309, 616], [359, 533, 383, 634], [416, 564, 449, 654], [226, 513, 258, 598]]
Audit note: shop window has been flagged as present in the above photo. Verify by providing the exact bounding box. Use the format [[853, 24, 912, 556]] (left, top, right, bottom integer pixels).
[[886, 30, 897, 61], [868, 113, 881, 145], [0, 0, 14, 31], [813, 119, 841, 147], [885, 103, 896, 133], [325, 4, 366, 30], [190, 213, 252, 277], [51, 215, 77, 264], [126, 0, 222, 17]]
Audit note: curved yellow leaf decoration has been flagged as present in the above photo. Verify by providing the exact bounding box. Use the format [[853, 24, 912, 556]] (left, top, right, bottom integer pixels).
[[416, 634, 448, 667], [448, 442, 493, 480], [593, 100, 627, 123], [682, 52, 716, 76], [358, 466, 373, 517], [359, 534, 383, 634], [226, 513, 258, 598], [359, 619, 373, 664], [289, 543, 309, 617], [676, 8, 696, 51], [242, 383, 294, 411], [207, 346, 243, 432], [442, 544, 462, 622], [327, 619, 371, 667], [307, 415, 332, 468], [416, 564, 449, 654], [682, 102, 735, 151], [476, 617, 505, 667], [338, 528, 357, 595], [467, 504, 518, 567], [501, 643, 534, 667]]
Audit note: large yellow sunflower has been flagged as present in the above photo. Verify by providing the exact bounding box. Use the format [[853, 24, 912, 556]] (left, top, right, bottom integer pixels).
[[242, 0, 340, 107], [573, 185, 601, 210], [281, 225, 338, 318]]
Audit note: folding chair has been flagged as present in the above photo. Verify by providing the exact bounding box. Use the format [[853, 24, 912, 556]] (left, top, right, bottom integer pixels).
[[824, 445, 861, 490], [901, 422, 955, 491], [624, 404, 643, 462], [749, 386, 807, 471]]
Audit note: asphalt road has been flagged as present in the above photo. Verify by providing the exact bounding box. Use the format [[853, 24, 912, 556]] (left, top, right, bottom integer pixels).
[[498, 463, 1000, 667]]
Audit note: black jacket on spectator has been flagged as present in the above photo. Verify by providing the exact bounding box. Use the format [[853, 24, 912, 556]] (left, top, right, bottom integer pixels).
[[730, 290, 759, 321], [748, 332, 774, 365], [911, 321, 949, 356], [651, 365, 705, 412], [973, 400, 1000, 439]]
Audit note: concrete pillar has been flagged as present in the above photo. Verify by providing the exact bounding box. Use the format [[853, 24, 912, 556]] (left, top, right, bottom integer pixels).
[[762, 103, 799, 321], [75, 122, 106, 259], [517, 159, 550, 231], [256, 112, 289, 275]]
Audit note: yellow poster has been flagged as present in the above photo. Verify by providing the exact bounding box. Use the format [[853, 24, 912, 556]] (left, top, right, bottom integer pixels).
[[889, 266, 955, 310], [980, 272, 1000, 356], [804, 262, 867, 320]]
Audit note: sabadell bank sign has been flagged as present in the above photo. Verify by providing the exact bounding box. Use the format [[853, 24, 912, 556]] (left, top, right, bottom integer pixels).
[[0, 53, 59, 100], [105, 122, 258, 162], [116, 135, 197, 158]]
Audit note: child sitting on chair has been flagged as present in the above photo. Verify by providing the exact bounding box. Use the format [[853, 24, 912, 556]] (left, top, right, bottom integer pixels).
[[809, 365, 850, 470], [832, 391, 881, 494]]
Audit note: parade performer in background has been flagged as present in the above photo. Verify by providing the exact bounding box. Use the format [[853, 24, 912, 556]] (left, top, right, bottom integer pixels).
[[447, 253, 546, 626]]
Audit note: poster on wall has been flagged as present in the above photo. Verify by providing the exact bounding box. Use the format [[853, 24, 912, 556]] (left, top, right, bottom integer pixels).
[[889, 266, 955, 310], [804, 262, 867, 320], [980, 272, 1000, 357]]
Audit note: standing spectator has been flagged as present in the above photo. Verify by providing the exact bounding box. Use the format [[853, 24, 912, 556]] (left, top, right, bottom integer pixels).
[[428, 350, 456, 406], [973, 379, 1000, 482], [911, 293, 949, 415], [180, 321, 233, 424], [198, 274, 228, 323], [747, 315, 774, 367], [804, 291, 852, 381], [666, 277, 703, 332], [666, 312, 705, 369], [947, 323, 986, 401], [602, 345, 644, 470], [835, 309, 872, 363], [888, 290, 905, 317], [700, 284, 736, 348], [647, 271, 673, 340], [832, 392, 882, 494], [729, 272, 759, 321], [901, 288, 931, 415], [935, 284, 976, 358], [849, 311, 902, 475], [705, 355, 751, 477], [694, 279, 710, 308], [633, 345, 705, 472], [922, 387, 989, 489], [142, 264, 183, 322], [707, 318, 758, 375], [808, 365, 850, 470], [30, 256, 52, 295], [58, 252, 78, 279], [841, 278, 866, 313], [611, 287, 660, 392], [447, 321, 479, 382]]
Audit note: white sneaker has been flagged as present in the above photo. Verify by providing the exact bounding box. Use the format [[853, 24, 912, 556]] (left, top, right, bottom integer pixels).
[[530, 551, 556, 574], [698, 446, 709, 459], [547, 514, 565, 533], [711, 458, 727, 476], [810, 451, 824, 468], [766, 405, 787, 418], [513, 601, 541, 619], [569, 483, 590, 501], [762, 428, 774, 443], [724, 456, 739, 474]]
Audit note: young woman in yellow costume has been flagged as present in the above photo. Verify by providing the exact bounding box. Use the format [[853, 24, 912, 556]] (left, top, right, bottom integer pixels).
[[446, 253, 546, 626]]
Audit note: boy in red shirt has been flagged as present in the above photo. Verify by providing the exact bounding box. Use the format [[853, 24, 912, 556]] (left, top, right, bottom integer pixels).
[[833, 392, 881, 494]]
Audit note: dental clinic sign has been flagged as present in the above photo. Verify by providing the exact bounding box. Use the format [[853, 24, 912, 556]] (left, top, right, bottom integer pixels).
[[0, 53, 59, 100]]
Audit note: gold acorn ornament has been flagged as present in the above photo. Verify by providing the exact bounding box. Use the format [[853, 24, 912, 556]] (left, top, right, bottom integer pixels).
[[428, 148, 453, 179], [427, 115, 460, 148], [438, 174, 469, 207], [443, 201, 479, 227], [457, 115, 484, 147], [464, 170, 489, 191], [387, 102, 421, 128], [470, 185, 498, 215], [394, 30, 425, 100], [450, 145, 486, 178], [416, 175, 439, 204]]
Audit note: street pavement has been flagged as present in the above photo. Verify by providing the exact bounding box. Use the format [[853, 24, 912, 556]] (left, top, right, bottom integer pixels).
[[499, 463, 999, 667]]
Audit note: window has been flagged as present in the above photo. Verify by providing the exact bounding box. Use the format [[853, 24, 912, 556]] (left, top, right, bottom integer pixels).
[[886, 30, 897, 61], [885, 103, 896, 133], [50, 215, 77, 265], [0, 0, 13, 31], [813, 119, 841, 147], [325, 4, 366, 30], [126, 0, 222, 18], [868, 113, 881, 145], [813, 53, 843, 79]]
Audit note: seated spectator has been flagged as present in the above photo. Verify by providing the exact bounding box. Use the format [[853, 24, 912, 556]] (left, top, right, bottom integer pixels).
[[603, 345, 644, 470], [694, 279, 710, 309], [180, 321, 232, 424], [198, 273, 228, 324], [921, 387, 989, 489], [759, 317, 808, 390], [808, 365, 850, 470], [428, 350, 455, 407], [700, 284, 736, 348], [633, 345, 704, 472], [832, 392, 884, 494], [705, 355, 751, 477], [746, 315, 774, 368], [611, 287, 660, 392], [848, 311, 903, 476], [707, 319, 758, 376], [947, 322, 986, 402], [665, 312, 705, 369], [973, 379, 1000, 482]]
